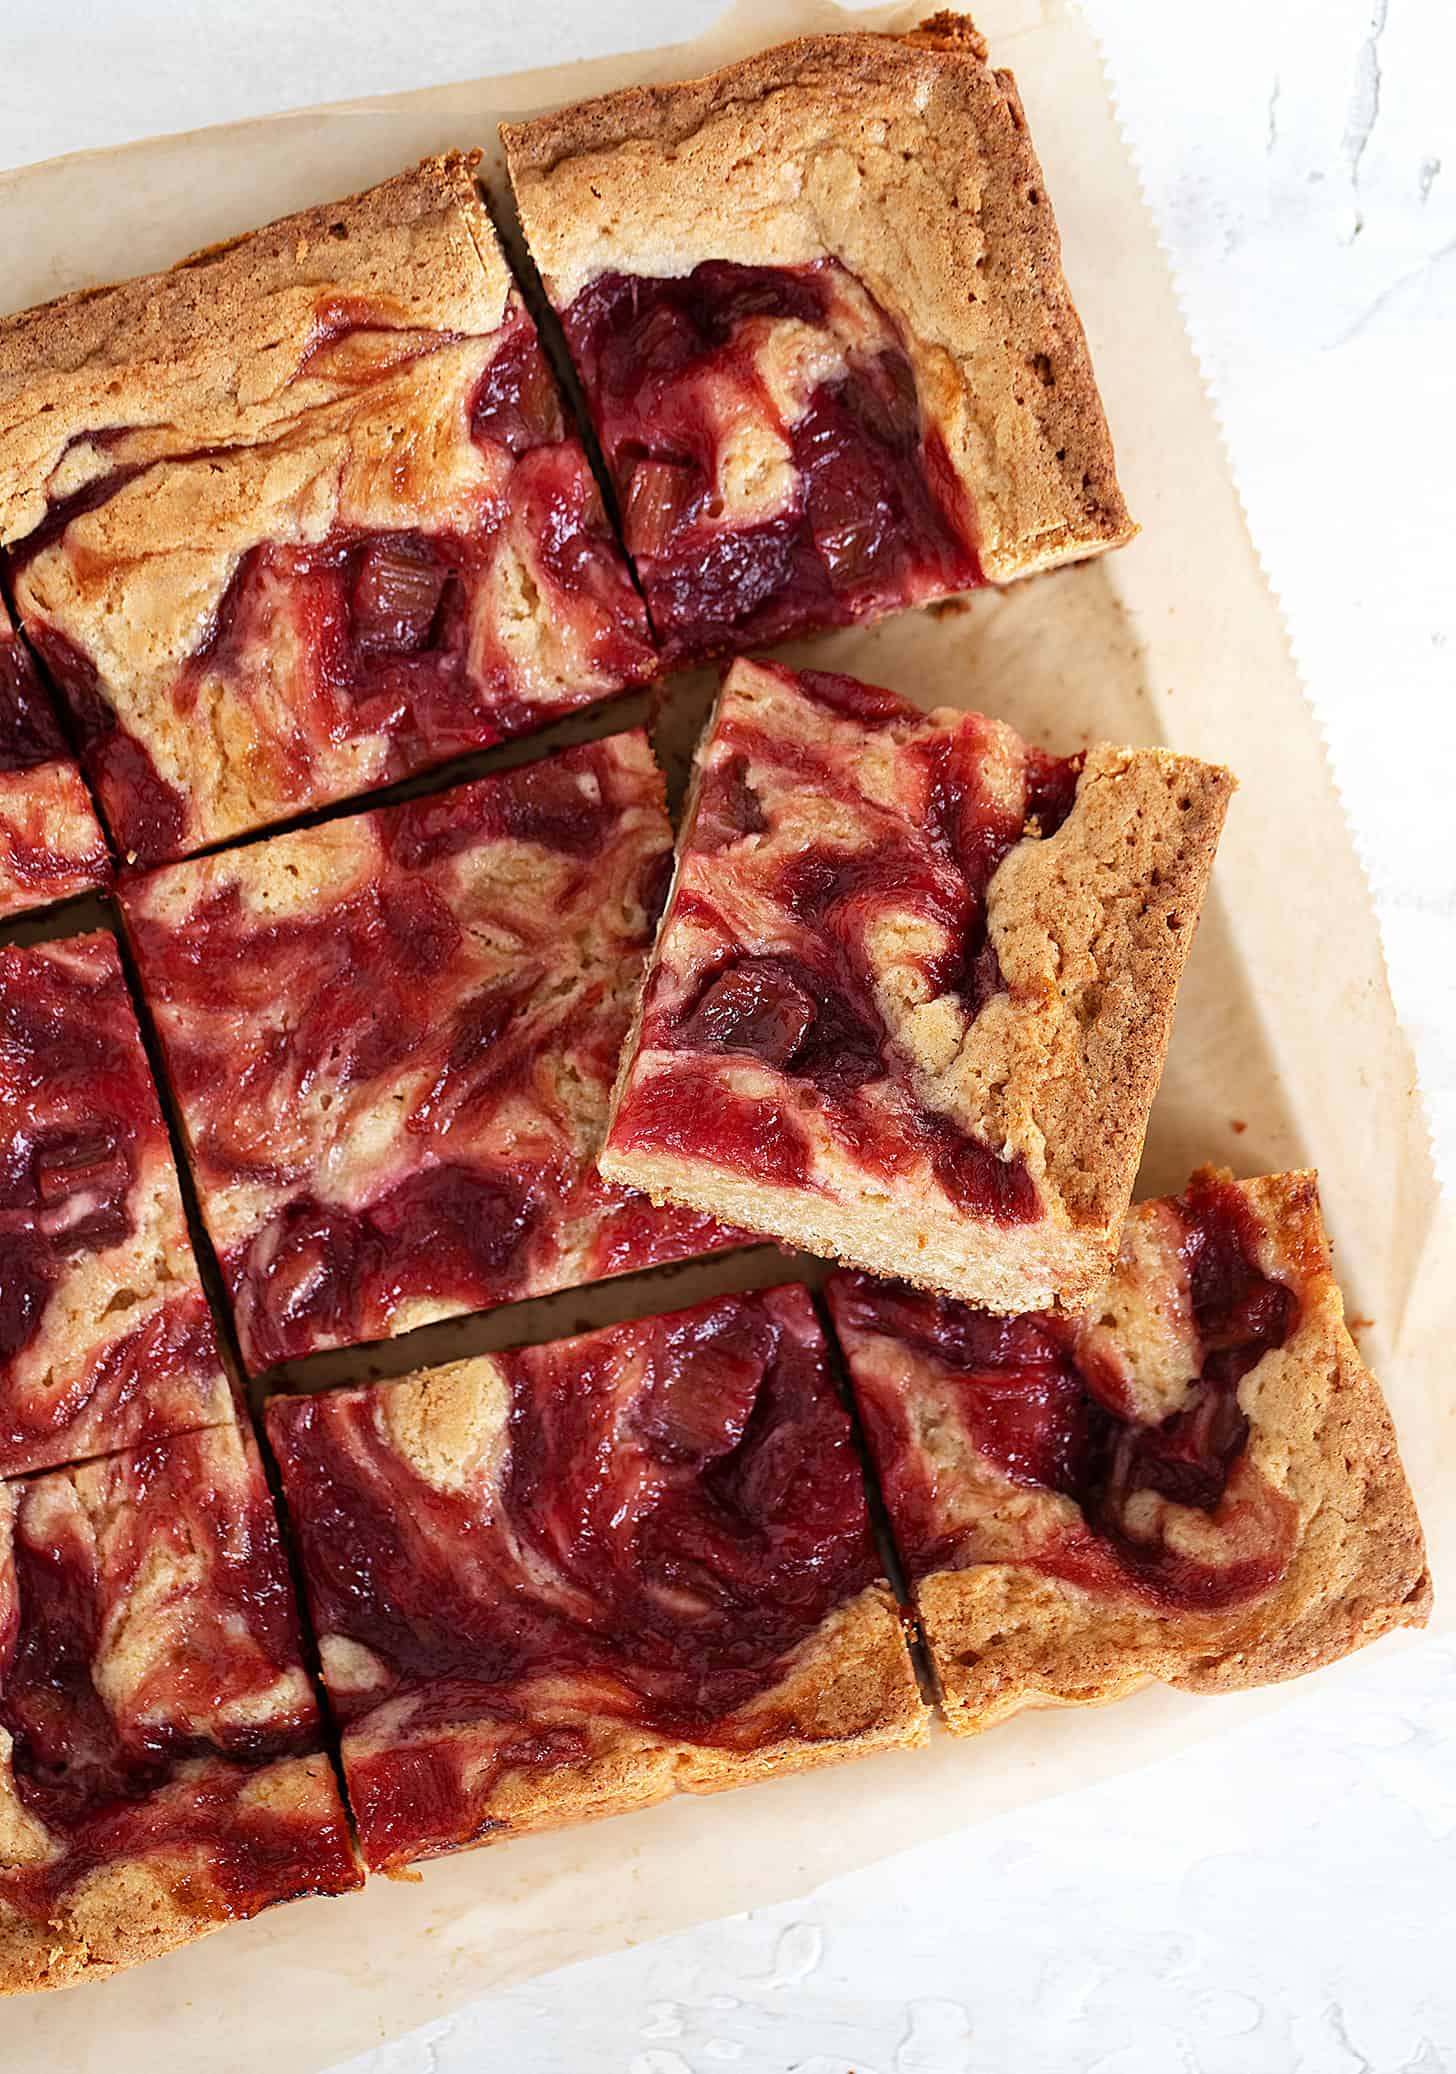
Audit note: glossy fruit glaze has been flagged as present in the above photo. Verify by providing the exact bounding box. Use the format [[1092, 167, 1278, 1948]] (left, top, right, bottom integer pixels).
[[11, 304, 655, 864], [0, 606, 109, 913], [608, 661, 1079, 1225], [0, 614, 68, 776], [563, 260, 982, 663], [829, 1173, 1303, 1612], [0, 933, 232, 1477], [122, 734, 740, 1372], [267, 1285, 881, 1869], [0, 1425, 360, 1922]]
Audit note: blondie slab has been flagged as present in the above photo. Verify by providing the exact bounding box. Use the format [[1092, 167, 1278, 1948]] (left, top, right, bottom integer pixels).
[[601, 659, 1233, 1312]]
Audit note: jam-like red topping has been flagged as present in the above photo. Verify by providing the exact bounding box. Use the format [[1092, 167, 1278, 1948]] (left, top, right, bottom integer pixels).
[[25, 623, 188, 864], [563, 261, 982, 662], [0, 621, 69, 775], [611, 662, 1078, 1227], [0, 1426, 359, 1923], [267, 1285, 882, 1870], [0, 613, 111, 914], [829, 1173, 1303, 1612], [10, 306, 654, 866], [0, 933, 233, 1477], [123, 734, 741, 1372]]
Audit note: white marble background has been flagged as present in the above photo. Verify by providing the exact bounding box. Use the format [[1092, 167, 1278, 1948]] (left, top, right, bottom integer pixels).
[[6, 1, 1454, 2067]]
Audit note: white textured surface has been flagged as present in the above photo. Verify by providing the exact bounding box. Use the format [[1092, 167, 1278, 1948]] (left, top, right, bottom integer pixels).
[[7, 1, 1454, 2066]]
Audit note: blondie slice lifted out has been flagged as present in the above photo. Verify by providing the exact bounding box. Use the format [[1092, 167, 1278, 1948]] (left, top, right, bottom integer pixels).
[[601, 659, 1233, 1312]]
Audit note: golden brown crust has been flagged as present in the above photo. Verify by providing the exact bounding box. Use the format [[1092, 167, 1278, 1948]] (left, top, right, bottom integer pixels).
[[0, 1755, 352, 1996], [988, 745, 1236, 1243], [503, 18, 1133, 580], [0, 151, 507, 546], [894, 1173, 1431, 1735]]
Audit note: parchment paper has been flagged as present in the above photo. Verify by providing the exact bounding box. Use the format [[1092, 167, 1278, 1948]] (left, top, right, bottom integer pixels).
[[2, 2, 1451, 2064]]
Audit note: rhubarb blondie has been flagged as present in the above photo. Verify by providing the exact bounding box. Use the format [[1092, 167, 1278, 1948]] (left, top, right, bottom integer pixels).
[[600, 659, 1234, 1312], [121, 732, 738, 1372], [0, 933, 234, 1479], [503, 16, 1133, 663], [266, 1284, 927, 1872], [0, 598, 108, 918], [0, 1421, 361, 1993], [0, 153, 653, 865], [828, 1170, 1430, 1735]]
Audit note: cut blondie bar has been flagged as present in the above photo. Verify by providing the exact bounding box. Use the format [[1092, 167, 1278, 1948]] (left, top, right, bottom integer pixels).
[[267, 1284, 927, 1872], [601, 659, 1233, 1312], [122, 733, 739, 1371], [0, 153, 653, 864], [0, 598, 108, 918], [0, 933, 234, 1478], [828, 1170, 1430, 1734], [0, 1422, 360, 1992], [504, 17, 1133, 662]]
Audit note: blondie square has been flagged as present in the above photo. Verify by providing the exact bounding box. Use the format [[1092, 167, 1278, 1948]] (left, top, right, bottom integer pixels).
[[828, 1170, 1430, 1736], [0, 598, 108, 919], [0, 933, 234, 1478], [504, 17, 1133, 663], [0, 153, 653, 865], [0, 1421, 360, 1992], [600, 659, 1234, 1312], [267, 1284, 928, 1873], [122, 732, 738, 1372]]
